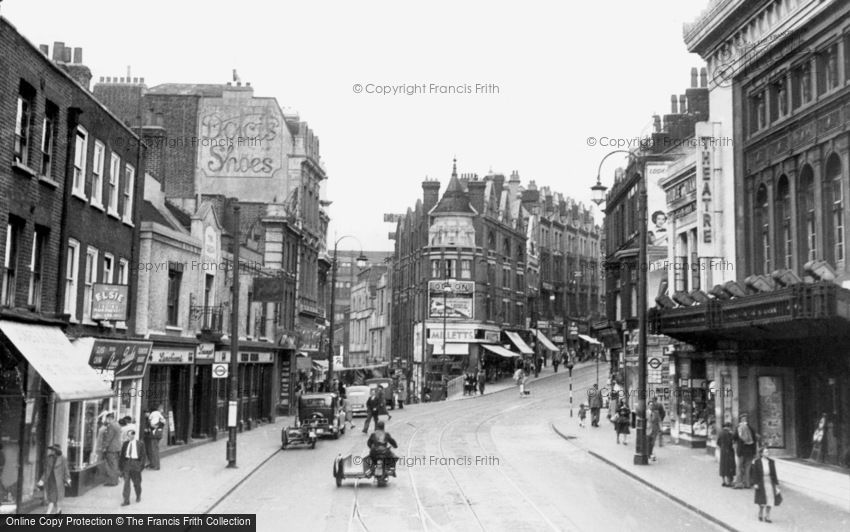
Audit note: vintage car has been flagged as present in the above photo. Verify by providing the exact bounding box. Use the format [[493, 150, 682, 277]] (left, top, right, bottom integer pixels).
[[345, 385, 371, 417], [281, 393, 346, 449], [366, 378, 395, 410]]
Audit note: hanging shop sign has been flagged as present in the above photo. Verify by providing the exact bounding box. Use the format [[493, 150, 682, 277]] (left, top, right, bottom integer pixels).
[[88, 340, 153, 379]]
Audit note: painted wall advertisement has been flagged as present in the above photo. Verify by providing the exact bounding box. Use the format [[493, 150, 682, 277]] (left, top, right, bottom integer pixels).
[[428, 280, 474, 319]]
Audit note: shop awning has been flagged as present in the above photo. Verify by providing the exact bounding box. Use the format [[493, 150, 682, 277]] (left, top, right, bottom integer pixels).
[[577, 334, 602, 345], [0, 320, 113, 401], [504, 331, 533, 355], [431, 343, 469, 355], [483, 344, 520, 358], [531, 329, 559, 352]]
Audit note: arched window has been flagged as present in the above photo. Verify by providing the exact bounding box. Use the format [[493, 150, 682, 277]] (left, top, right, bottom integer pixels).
[[487, 231, 495, 251], [503, 238, 511, 258], [824, 154, 844, 265], [798, 165, 816, 265], [754, 184, 770, 273], [775, 176, 791, 269]]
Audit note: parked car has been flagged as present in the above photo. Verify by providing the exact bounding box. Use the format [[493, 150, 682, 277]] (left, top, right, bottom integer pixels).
[[345, 385, 371, 417], [366, 378, 395, 410]]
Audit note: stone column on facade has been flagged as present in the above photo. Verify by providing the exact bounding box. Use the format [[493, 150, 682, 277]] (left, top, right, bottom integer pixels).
[[811, 150, 824, 266]]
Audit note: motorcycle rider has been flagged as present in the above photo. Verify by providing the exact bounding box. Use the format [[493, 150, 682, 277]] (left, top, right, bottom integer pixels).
[[366, 421, 398, 476]]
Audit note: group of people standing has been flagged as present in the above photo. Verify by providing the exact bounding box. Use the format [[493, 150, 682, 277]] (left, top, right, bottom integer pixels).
[[463, 367, 487, 396], [716, 413, 782, 522], [37, 405, 167, 514]]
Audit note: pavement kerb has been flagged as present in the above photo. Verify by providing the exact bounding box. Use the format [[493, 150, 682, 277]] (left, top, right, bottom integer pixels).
[[550, 423, 741, 532], [450, 360, 596, 401], [203, 445, 283, 514]]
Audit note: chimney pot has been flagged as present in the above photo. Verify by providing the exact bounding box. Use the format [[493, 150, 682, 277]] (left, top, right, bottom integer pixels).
[[120, 77, 125, 83], [690, 67, 698, 88], [52, 41, 65, 62], [246, 82, 251, 87], [140, 77, 145, 84], [679, 95, 687, 114], [133, 77, 138, 83], [99, 76, 104, 83], [670, 95, 678, 114], [39, 44, 49, 55], [73, 47, 83, 64], [699, 67, 708, 88], [62, 48, 72, 63]]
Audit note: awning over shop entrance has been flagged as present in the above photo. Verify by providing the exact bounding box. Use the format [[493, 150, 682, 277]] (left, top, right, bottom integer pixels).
[[531, 329, 559, 352], [430, 342, 469, 355], [483, 344, 520, 358], [0, 320, 113, 401], [577, 334, 602, 345], [504, 331, 533, 355]]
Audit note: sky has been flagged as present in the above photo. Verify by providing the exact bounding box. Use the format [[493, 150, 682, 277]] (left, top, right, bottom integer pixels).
[[3, 0, 710, 251]]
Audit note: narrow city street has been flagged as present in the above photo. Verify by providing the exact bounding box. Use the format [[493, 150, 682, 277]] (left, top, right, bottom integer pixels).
[[212, 364, 721, 532]]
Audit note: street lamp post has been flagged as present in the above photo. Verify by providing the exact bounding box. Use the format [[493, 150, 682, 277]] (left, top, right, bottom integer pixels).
[[591, 149, 649, 466], [227, 203, 240, 468], [326, 237, 367, 391]]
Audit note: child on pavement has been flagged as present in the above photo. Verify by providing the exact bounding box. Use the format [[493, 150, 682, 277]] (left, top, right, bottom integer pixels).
[[578, 403, 588, 428]]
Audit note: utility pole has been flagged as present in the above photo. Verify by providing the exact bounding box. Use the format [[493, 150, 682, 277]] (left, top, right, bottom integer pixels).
[[227, 203, 240, 468]]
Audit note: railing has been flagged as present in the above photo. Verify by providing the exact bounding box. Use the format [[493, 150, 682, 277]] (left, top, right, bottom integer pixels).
[[445, 375, 466, 400], [189, 304, 225, 333]]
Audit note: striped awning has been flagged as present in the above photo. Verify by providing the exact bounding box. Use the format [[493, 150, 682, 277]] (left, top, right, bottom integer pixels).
[[504, 331, 533, 355], [483, 344, 520, 358]]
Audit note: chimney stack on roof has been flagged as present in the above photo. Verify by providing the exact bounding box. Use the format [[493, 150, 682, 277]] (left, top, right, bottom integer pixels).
[[690, 67, 698, 88], [670, 95, 678, 114], [699, 67, 708, 88], [679, 95, 687, 114]]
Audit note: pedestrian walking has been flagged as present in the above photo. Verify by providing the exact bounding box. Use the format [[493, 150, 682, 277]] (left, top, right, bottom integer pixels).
[[578, 403, 588, 428], [477, 367, 486, 395], [37, 444, 70, 515], [514, 367, 526, 397], [552, 353, 560, 373], [648, 401, 662, 461], [588, 384, 603, 427], [753, 446, 781, 523], [362, 389, 381, 433], [119, 429, 146, 506], [376, 386, 392, 421], [103, 413, 122, 486], [614, 400, 631, 445], [733, 413, 758, 489], [95, 417, 109, 479], [146, 405, 166, 470], [717, 422, 736, 487]]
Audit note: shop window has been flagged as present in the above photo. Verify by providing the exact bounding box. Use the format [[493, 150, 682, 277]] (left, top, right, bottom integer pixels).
[[2, 217, 23, 307], [67, 399, 110, 472]]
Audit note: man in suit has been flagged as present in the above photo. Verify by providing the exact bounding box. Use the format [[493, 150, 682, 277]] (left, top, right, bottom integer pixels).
[[119, 429, 146, 506], [103, 413, 123, 486]]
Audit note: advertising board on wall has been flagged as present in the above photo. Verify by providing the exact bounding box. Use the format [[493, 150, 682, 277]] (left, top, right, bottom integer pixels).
[[428, 280, 474, 319]]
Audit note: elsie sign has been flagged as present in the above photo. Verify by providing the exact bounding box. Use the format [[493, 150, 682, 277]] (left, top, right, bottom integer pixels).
[[91, 283, 128, 321]]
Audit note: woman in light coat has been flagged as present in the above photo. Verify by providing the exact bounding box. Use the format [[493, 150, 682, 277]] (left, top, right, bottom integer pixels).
[[752, 446, 781, 523], [38, 444, 71, 515]]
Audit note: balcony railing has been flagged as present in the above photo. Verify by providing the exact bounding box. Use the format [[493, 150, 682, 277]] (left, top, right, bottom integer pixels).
[[189, 304, 225, 333]]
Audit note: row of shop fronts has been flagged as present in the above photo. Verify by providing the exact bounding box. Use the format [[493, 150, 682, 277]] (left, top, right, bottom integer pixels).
[[410, 321, 563, 399], [0, 316, 297, 513], [648, 281, 850, 471]]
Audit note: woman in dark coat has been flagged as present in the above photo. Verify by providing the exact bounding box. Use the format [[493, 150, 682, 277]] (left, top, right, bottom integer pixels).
[[753, 446, 780, 523], [717, 422, 736, 486], [37, 444, 70, 515], [615, 400, 631, 445]]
